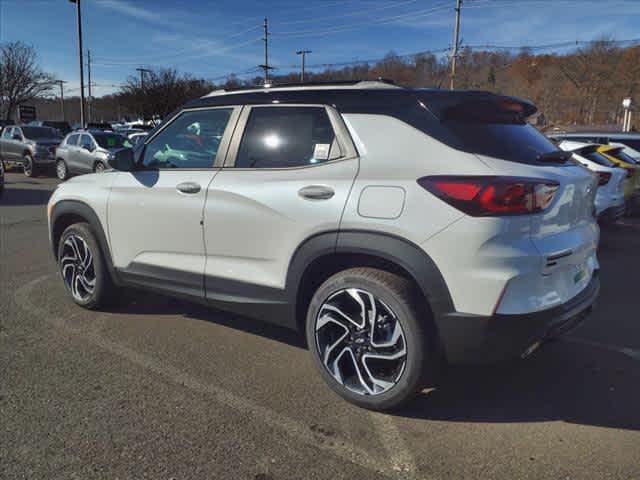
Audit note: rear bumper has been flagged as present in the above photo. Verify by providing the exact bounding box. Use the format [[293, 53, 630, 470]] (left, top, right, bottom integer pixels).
[[437, 272, 600, 364]]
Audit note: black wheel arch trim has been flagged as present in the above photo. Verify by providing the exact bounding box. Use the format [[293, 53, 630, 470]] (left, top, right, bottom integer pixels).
[[49, 200, 119, 284], [286, 229, 455, 328]]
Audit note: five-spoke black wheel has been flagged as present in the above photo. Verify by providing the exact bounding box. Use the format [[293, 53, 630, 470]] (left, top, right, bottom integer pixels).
[[58, 222, 114, 309]]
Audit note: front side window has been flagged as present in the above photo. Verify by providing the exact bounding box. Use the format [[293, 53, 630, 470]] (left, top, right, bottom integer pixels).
[[79, 134, 94, 150], [2, 128, 13, 139], [142, 108, 233, 169], [235, 107, 339, 169]]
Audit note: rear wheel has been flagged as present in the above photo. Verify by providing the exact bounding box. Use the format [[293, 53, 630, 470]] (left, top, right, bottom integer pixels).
[[306, 267, 435, 411], [23, 154, 36, 177], [58, 222, 114, 309], [56, 159, 69, 180]]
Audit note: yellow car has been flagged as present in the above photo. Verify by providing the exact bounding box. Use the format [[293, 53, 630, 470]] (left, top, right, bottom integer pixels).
[[597, 145, 640, 201]]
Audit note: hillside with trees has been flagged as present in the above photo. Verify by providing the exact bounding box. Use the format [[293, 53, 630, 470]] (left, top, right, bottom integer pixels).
[[7, 39, 639, 129]]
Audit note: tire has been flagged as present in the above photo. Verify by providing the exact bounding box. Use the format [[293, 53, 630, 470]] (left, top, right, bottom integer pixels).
[[23, 154, 36, 177], [57, 222, 114, 309], [94, 162, 106, 173], [56, 159, 69, 180], [306, 267, 436, 411]]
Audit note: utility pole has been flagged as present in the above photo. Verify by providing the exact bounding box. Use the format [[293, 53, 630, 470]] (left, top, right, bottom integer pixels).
[[55, 80, 67, 121], [258, 17, 274, 85], [69, 0, 86, 127], [135, 67, 151, 121], [296, 49, 312, 83], [449, 0, 462, 90], [87, 49, 92, 123]]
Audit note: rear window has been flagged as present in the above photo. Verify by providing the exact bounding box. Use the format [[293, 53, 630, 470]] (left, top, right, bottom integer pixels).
[[428, 98, 560, 165], [614, 139, 640, 151], [581, 151, 616, 167], [609, 149, 638, 165], [443, 122, 559, 165]]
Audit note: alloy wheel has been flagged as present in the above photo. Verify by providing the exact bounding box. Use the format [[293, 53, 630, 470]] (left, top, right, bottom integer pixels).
[[56, 161, 67, 180], [95, 162, 105, 173], [315, 288, 407, 396], [60, 234, 96, 302], [23, 157, 32, 176]]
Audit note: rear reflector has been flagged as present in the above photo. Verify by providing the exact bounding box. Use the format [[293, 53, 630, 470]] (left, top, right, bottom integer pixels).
[[597, 171, 611, 186], [418, 176, 560, 216]]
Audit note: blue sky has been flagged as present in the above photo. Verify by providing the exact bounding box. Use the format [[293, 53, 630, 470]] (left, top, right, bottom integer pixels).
[[1, 0, 639, 97]]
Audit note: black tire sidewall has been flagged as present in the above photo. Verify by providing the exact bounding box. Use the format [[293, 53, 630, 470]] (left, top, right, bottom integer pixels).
[[94, 162, 105, 173], [57, 222, 110, 309], [305, 268, 430, 411], [23, 155, 35, 177]]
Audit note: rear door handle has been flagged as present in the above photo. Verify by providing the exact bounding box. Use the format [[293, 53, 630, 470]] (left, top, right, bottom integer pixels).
[[176, 182, 201, 194], [298, 185, 335, 200]]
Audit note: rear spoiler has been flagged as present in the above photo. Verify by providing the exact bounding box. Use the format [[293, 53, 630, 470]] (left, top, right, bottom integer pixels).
[[416, 91, 537, 123]]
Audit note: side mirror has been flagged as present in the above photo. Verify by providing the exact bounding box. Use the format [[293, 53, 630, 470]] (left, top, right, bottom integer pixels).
[[83, 144, 95, 152], [109, 148, 134, 171], [12, 134, 22, 141]]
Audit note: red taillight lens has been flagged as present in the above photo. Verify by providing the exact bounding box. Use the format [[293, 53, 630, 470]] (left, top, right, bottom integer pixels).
[[597, 171, 611, 186], [418, 176, 559, 216]]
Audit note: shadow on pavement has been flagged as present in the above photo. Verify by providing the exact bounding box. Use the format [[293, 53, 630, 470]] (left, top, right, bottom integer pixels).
[[399, 338, 640, 430], [0, 186, 53, 206]]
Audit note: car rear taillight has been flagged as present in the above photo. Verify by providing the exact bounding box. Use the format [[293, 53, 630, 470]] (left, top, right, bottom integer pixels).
[[625, 168, 634, 178], [597, 171, 611, 186], [418, 176, 560, 216]]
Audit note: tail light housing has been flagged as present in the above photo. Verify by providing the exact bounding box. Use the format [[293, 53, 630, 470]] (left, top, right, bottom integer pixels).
[[418, 176, 560, 216], [597, 171, 611, 186]]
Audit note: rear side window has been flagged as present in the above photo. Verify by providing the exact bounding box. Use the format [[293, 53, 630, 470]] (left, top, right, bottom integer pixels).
[[235, 107, 339, 169], [66, 134, 79, 146], [614, 139, 640, 151], [610, 150, 638, 165], [2, 128, 12, 139]]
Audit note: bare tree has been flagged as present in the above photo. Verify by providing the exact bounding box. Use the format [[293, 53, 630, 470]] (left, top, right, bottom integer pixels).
[[0, 41, 54, 121]]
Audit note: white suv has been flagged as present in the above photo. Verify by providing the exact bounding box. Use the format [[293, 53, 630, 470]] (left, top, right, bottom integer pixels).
[[47, 81, 600, 410]]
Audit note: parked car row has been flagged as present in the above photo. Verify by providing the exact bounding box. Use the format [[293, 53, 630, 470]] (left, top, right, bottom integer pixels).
[[550, 132, 640, 219]]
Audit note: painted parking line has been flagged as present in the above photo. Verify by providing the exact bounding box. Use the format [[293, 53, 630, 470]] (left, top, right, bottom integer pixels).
[[561, 336, 640, 361], [15, 274, 418, 479]]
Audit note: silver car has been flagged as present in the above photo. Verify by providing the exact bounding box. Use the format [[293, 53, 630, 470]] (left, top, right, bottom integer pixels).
[[55, 130, 131, 180]]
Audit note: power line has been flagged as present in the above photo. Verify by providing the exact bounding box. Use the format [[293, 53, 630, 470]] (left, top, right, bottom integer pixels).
[[257, 17, 274, 85], [450, 0, 462, 90], [296, 49, 312, 82], [271, 2, 451, 38]]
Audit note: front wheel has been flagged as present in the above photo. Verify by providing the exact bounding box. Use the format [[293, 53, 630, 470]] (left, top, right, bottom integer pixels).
[[94, 162, 106, 173], [306, 268, 436, 411], [58, 222, 114, 309], [56, 159, 69, 180], [23, 154, 37, 177]]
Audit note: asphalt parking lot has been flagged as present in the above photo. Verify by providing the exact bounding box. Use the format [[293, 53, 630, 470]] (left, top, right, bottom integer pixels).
[[1, 172, 640, 479]]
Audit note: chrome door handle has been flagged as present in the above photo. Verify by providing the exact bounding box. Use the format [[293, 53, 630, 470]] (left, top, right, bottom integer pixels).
[[298, 185, 335, 200], [176, 182, 201, 194]]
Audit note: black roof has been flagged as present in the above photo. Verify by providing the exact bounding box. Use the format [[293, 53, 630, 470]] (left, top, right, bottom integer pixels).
[[185, 84, 536, 120]]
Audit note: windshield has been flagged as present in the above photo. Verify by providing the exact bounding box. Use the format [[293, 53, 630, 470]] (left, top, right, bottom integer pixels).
[[93, 133, 131, 149], [21, 127, 61, 139]]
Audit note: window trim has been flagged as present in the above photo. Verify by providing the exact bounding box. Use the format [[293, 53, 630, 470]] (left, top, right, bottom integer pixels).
[[223, 104, 358, 170], [136, 105, 241, 171]]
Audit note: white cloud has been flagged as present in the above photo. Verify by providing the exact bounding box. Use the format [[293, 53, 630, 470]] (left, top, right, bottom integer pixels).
[[95, 0, 172, 25]]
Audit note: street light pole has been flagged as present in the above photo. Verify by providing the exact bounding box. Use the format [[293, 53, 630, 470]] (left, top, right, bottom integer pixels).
[[69, 0, 86, 127]]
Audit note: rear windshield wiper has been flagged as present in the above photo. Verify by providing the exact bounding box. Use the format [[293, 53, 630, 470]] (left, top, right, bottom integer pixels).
[[536, 150, 572, 163]]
